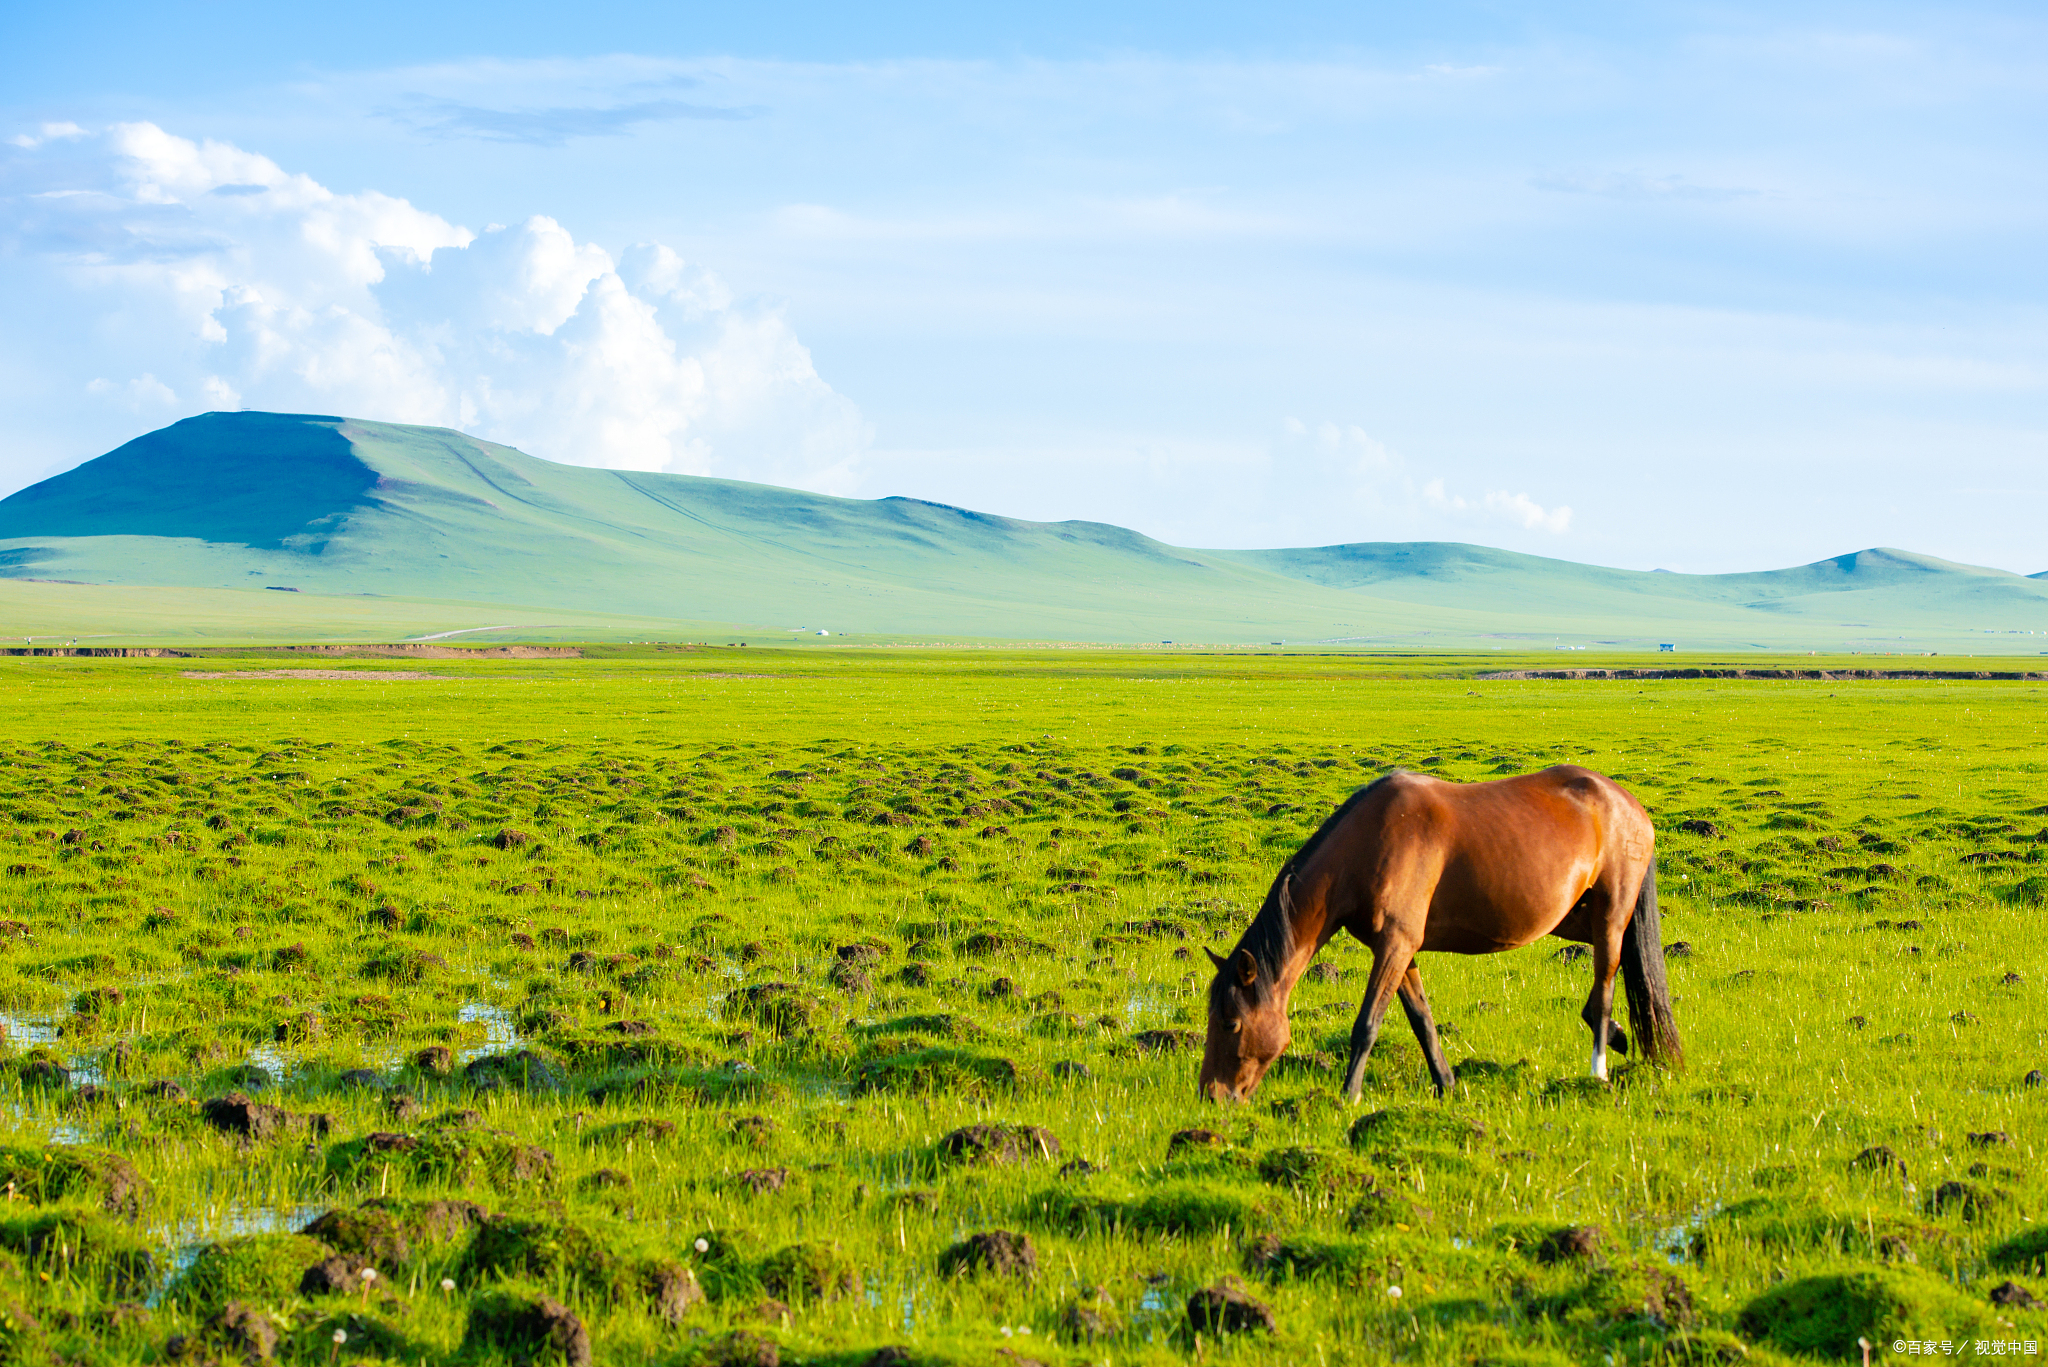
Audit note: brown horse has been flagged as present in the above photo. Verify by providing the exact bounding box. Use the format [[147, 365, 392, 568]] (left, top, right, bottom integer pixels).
[[1198, 766, 1682, 1103]]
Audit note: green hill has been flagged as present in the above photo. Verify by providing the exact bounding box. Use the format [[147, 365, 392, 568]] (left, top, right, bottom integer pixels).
[[2, 411, 2044, 649]]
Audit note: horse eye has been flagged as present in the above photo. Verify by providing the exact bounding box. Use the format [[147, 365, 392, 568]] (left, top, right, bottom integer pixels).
[[1230, 1019, 1243, 1035]]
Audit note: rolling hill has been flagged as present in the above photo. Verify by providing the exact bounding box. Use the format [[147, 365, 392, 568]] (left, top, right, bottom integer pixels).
[[2, 411, 2045, 649]]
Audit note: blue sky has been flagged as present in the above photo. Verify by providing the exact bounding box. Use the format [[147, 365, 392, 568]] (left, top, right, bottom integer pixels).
[[3, 1, 2044, 573]]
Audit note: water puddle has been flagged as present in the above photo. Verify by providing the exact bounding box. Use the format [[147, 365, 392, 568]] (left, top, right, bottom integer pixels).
[[242, 1042, 292, 1082], [151, 1201, 331, 1304], [1647, 1201, 1722, 1265], [0, 1012, 60, 1047], [1122, 993, 1175, 1030], [1132, 1275, 1181, 1346], [168, 1200, 330, 1246], [0, 1010, 113, 1093], [876, 1276, 935, 1337], [456, 1002, 518, 1062]]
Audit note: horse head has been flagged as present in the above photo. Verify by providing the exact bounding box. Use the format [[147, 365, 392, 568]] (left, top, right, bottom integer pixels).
[[1198, 944, 1290, 1102]]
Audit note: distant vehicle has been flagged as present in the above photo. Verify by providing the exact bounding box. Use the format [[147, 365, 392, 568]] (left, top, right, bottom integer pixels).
[[1658, 643, 1676, 652]]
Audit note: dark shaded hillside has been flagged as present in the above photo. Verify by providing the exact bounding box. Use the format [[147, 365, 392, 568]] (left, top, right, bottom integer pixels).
[[0, 412, 376, 547]]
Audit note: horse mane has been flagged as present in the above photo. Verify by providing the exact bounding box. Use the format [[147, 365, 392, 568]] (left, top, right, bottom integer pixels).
[[1221, 772, 1401, 1004]]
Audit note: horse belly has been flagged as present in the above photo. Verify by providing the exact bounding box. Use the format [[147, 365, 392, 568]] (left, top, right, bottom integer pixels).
[[1418, 869, 1574, 955], [1418, 920, 1533, 954]]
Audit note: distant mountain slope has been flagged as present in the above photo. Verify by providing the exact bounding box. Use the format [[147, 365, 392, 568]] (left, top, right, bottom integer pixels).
[[0, 413, 1419, 640], [3, 412, 2045, 647], [1216, 543, 2048, 634]]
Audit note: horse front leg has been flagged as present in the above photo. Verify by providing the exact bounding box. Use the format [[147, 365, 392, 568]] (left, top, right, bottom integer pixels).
[[1397, 965, 1455, 1099], [1341, 943, 1415, 1103]]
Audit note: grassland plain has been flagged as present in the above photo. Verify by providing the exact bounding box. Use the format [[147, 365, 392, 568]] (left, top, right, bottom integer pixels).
[[0, 649, 2040, 1365]]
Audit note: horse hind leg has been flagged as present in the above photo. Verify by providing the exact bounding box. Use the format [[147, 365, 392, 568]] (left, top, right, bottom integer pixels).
[[1580, 1002, 1628, 1057], [1580, 934, 1625, 1082], [1397, 966, 1456, 1099]]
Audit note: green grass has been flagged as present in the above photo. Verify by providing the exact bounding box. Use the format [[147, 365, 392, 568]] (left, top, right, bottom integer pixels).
[[5, 412, 2048, 649], [0, 578, 733, 647], [0, 648, 2039, 1363]]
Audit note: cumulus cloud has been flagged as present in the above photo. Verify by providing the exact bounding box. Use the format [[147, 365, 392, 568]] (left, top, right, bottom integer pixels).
[[1423, 480, 1573, 534], [1282, 418, 1400, 475], [0, 121, 866, 489], [1278, 419, 1574, 538], [7, 121, 86, 150], [84, 372, 179, 410]]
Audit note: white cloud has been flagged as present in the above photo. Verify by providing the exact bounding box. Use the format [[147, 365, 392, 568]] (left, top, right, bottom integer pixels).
[[1423, 478, 1573, 534], [384, 95, 760, 146], [1483, 489, 1573, 534], [1304, 420, 1398, 473], [856, 421, 1583, 553], [1268, 420, 1575, 540], [7, 121, 86, 150], [84, 372, 179, 410], [0, 121, 866, 487]]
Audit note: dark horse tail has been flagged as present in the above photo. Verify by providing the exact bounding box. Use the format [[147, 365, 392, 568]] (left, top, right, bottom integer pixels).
[[1619, 857, 1685, 1070]]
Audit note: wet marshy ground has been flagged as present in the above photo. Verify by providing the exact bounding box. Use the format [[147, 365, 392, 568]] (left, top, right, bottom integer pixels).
[[0, 655, 2041, 1363]]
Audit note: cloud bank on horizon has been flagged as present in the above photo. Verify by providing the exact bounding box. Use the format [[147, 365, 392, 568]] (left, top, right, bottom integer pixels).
[[1, 121, 867, 492]]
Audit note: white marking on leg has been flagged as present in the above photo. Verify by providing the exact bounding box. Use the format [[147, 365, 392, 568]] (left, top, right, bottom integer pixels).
[[1590, 1038, 1609, 1081]]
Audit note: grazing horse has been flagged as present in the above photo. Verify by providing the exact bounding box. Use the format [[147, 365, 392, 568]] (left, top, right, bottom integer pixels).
[[1198, 766, 1683, 1103]]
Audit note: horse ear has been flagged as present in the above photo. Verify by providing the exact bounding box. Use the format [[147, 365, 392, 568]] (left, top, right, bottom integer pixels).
[[1232, 947, 1258, 988], [1204, 947, 1228, 973]]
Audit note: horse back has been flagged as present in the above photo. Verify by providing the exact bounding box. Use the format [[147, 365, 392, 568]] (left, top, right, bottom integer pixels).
[[1313, 766, 1650, 953]]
